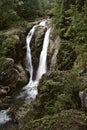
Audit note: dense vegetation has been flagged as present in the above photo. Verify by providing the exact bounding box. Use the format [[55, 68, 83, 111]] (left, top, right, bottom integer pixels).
[[54, 0, 87, 70]]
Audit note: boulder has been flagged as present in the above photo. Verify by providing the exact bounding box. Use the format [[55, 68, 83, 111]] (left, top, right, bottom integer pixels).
[[0, 58, 28, 109], [0, 58, 28, 88]]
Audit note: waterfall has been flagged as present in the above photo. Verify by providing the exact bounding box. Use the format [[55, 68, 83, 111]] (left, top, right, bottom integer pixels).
[[21, 20, 50, 100]]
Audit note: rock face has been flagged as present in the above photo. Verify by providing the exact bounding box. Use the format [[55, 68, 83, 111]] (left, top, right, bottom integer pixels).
[[0, 58, 28, 109]]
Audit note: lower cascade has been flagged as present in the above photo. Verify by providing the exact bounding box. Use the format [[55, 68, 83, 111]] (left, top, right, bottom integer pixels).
[[0, 19, 51, 125]]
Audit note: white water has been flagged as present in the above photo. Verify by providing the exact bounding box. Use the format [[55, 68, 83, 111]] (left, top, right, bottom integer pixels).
[[0, 109, 11, 125]]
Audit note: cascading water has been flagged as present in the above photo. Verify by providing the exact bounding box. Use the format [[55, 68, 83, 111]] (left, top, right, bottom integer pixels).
[[26, 25, 38, 81], [20, 20, 50, 100]]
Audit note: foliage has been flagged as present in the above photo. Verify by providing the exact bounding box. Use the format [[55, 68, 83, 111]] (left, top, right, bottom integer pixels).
[[57, 40, 76, 70], [0, 0, 19, 29], [53, 0, 87, 72], [0, 0, 55, 29]]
